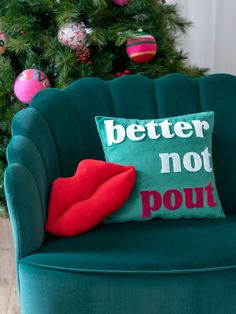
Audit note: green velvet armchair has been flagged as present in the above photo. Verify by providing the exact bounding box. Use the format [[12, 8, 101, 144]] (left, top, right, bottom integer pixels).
[[4, 73, 236, 314]]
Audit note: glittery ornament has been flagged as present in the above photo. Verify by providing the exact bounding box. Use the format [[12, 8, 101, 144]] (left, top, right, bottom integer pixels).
[[58, 22, 87, 50], [14, 69, 50, 104], [0, 31, 7, 55]]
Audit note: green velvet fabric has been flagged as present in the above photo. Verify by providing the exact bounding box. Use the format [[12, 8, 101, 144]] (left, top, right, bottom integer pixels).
[[4, 73, 236, 314], [19, 264, 236, 314], [22, 214, 236, 273]]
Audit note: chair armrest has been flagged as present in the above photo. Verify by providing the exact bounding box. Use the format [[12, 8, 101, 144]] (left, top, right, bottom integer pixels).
[[4, 107, 61, 260], [5, 164, 45, 259]]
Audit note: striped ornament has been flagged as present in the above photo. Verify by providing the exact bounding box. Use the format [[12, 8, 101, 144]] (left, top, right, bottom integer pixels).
[[126, 33, 157, 63]]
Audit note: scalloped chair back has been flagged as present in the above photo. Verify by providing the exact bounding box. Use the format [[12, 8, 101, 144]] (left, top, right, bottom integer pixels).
[[10, 74, 236, 216]]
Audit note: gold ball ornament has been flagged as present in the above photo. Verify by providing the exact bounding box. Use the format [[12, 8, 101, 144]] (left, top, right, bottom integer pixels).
[[0, 31, 7, 55]]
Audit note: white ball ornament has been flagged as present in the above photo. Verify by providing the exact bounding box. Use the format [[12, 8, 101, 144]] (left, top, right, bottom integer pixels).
[[0, 30, 7, 55], [58, 22, 87, 50]]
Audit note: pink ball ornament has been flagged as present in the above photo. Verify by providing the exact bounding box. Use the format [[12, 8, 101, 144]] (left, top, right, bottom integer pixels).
[[112, 0, 130, 6], [126, 32, 157, 63], [14, 69, 50, 104], [0, 30, 7, 55], [58, 22, 87, 50]]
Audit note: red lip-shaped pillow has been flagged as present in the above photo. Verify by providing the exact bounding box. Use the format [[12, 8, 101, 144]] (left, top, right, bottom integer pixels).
[[45, 159, 136, 236]]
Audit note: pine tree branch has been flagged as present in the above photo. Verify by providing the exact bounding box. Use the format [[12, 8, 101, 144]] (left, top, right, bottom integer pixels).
[[0, 0, 207, 216]]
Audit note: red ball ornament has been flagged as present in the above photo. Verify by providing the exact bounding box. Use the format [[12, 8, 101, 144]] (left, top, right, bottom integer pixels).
[[124, 69, 131, 75], [112, 0, 130, 6], [114, 72, 122, 78], [126, 32, 157, 63]]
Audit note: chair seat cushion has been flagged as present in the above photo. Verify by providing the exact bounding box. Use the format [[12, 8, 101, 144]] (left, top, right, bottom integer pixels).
[[21, 214, 236, 274]]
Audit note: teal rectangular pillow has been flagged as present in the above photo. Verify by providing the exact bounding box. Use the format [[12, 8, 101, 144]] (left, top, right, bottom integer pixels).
[[95, 112, 225, 223]]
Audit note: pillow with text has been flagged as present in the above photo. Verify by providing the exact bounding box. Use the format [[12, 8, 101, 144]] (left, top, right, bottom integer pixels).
[[95, 111, 225, 223]]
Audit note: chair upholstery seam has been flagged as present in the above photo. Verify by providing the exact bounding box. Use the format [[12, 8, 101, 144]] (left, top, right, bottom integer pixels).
[[19, 260, 236, 275]]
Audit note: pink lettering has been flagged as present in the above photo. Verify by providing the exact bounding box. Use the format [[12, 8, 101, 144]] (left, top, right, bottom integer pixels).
[[140, 191, 162, 218], [205, 182, 217, 207], [163, 189, 182, 210], [140, 181, 217, 217], [183, 187, 204, 208]]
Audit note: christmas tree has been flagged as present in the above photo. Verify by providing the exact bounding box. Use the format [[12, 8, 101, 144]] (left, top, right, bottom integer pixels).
[[0, 0, 206, 216]]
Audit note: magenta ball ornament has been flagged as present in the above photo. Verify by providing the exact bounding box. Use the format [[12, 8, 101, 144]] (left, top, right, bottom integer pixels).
[[14, 69, 50, 104], [112, 0, 130, 6]]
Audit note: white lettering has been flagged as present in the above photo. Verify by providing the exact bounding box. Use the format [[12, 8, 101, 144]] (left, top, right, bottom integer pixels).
[[183, 152, 202, 172], [159, 153, 181, 173], [174, 122, 193, 138], [201, 147, 212, 172], [127, 124, 146, 141], [159, 120, 174, 139], [192, 120, 209, 138], [104, 120, 125, 146], [145, 121, 160, 139], [103, 118, 210, 145]]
